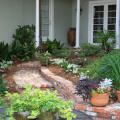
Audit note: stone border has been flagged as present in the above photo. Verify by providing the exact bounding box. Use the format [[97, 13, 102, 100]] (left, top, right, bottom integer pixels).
[[41, 67, 82, 102]]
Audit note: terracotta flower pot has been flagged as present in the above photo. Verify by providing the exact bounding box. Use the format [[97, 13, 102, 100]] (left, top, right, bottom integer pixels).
[[116, 91, 120, 102], [90, 93, 109, 107]]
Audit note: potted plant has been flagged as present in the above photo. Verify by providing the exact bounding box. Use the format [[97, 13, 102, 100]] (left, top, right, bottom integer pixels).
[[91, 78, 112, 107], [75, 73, 112, 107], [6, 85, 76, 120], [39, 51, 51, 66]]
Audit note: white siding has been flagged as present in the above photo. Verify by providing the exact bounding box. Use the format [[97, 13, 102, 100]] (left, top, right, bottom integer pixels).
[[0, 0, 35, 43]]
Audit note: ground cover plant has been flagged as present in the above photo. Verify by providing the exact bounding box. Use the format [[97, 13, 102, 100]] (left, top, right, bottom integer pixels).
[[79, 43, 101, 57], [0, 74, 7, 95], [6, 85, 75, 120], [42, 39, 63, 53]]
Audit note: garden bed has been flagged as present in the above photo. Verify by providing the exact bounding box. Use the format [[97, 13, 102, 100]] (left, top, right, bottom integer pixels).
[[41, 67, 120, 120], [48, 65, 79, 84]]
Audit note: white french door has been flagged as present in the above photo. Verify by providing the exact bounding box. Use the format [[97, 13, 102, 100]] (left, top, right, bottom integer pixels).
[[89, 0, 116, 43]]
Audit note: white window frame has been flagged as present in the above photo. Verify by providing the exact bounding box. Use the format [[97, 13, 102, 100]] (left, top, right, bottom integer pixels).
[[88, 0, 116, 44]]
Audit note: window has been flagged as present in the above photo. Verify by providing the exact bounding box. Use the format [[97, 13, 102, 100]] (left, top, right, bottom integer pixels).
[[40, 0, 49, 37], [89, 1, 116, 43]]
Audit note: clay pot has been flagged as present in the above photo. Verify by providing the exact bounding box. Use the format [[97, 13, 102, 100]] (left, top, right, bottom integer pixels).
[[116, 91, 120, 102], [67, 28, 76, 47], [90, 93, 109, 107]]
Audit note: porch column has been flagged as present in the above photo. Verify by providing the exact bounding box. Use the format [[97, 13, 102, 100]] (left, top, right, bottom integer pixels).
[[35, 0, 40, 47], [116, 0, 120, 49], [75, 0, 81, 48]]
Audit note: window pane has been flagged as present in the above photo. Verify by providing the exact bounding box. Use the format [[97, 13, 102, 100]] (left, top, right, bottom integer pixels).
[[108, 18, 116, 24], [94, 12, 104, 18], [94, 6, 104, 11], [93, 6, 104, 43], [108, 5, 116, 32], [108, 5, 116, 11], [94, 18, 103, 24], [40, 0, 49, 37]]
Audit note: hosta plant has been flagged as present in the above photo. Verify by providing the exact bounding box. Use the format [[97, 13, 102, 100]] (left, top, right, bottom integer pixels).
[[52, 58, 80, 75]]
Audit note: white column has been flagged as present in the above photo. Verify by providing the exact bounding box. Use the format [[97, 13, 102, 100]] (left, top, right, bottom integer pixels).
[[35, 0, 40, 47], [75, 0, 80, 48], [116, 0, 120, 49]]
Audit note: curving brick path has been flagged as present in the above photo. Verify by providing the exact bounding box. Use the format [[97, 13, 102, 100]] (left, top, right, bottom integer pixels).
[[41, 67, 82, 102]]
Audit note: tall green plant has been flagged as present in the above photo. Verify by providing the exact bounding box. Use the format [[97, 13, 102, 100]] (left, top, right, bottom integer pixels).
[[0, 42, 10, 61], [97, 31, 115, 53], [97, 53, 120, 90], [11, 25, 36, 61]]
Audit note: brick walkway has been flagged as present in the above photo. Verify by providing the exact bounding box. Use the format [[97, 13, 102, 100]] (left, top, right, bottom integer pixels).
[[10, 61, 53, 90]]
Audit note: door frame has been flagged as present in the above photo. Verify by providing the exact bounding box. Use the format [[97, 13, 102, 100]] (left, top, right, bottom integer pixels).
[[88, 0, 116, 44]]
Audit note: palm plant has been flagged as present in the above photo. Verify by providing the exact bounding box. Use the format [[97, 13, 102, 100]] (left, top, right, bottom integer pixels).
[[97, 31, 115, 53]]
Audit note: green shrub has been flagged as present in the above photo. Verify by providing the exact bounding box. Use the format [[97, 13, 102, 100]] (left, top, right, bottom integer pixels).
[[0, 60, 13, 70], [0, 42, 11, 61], [6, 86, 75, 120], [83, 50, 120, 90], [0, 75, 7, 95], [79, 44, 101, 57], [52, 49, 71, 58], [97, 52, 120, 90], [42, 39, 63, 53], [39, 51, 51, 66], [11, 25, 36, 61]]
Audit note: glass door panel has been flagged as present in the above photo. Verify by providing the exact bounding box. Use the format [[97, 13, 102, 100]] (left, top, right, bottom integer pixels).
[[93, 6, 104, 43], [108, 5, 116, 33]]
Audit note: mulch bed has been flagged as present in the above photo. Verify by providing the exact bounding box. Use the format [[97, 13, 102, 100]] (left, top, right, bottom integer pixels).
[[48, 65, 79, 85]]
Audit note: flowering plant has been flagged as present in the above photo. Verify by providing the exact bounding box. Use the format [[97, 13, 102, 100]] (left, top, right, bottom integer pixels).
[[95, 78, 112, 94], [76, 73, 112, 100]]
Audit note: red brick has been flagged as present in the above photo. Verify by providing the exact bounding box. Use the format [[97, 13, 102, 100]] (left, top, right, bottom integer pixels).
[[75, 104, 87, 111], [97, 112, 111, 119]]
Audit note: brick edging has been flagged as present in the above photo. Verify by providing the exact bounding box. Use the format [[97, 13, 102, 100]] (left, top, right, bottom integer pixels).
[[41, 67, 82, 102], [75, 103, 120, 119]]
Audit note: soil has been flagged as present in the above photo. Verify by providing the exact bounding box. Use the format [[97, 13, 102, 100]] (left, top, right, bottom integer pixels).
[[48, 65, 79, 85]]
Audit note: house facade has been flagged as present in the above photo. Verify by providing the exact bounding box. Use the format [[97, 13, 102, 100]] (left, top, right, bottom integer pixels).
[[0, 0, 120, 48]]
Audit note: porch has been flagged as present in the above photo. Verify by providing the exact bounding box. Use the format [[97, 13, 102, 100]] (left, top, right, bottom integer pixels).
[[0, 0, 119, 48], [39, 0, 120, 48]]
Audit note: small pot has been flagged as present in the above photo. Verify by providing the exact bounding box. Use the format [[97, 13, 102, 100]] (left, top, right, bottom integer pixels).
[[116, 91, 120, 102], [90, 93, 109, 107]]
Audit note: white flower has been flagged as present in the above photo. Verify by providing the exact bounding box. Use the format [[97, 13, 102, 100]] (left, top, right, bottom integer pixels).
[[99, 78, 112, 89], [80, 72, 89, 80]]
